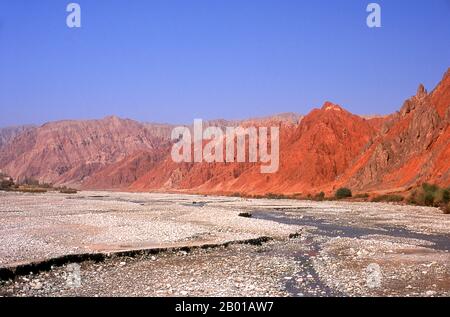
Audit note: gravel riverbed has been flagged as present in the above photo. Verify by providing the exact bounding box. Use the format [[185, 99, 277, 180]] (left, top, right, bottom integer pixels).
[[0, 191, 449, 297]]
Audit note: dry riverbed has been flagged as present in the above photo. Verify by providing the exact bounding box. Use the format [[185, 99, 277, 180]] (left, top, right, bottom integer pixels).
[[0, 191, 449, 297]]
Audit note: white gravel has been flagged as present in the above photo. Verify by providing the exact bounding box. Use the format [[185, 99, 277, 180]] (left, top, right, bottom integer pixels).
[[0, 191, 301, 266]]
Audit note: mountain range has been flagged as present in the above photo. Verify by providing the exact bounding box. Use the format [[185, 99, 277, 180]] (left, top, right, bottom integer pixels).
[[1, 69, 449, 196]]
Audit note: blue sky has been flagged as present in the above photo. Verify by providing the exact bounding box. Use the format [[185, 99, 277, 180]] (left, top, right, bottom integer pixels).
[[0, 0, 449, 127]]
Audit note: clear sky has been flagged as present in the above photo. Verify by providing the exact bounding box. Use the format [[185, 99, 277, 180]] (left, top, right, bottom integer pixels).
[[0, 0, 449, 127]]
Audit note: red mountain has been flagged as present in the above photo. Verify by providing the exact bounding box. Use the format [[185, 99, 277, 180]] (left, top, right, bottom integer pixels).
[[0, 69, 448, 195], [0, 116, 172, 186], [128, 102, 382, 195], [339, 69, 450, 192]]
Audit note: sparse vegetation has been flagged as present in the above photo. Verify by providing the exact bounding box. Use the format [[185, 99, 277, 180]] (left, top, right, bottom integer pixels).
[[222, 185, 450, 213], [371, 194, 404, 203], [0, 175, 81, 194], [16, 187, 48, 193], [14, 177, 54, 193], [59, 188, 78, 194], [408, 183, 450, 207], [335, 187, 352, 199], [265, 193, 287, 200]]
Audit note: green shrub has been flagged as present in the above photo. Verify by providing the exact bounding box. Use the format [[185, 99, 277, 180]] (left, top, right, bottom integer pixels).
[[423, 192, 435, 206], [435, 189, 450, 205], [408, 184, 450, 207], [422, 183, 438, 193], [371, 194, 404, 203], [444, 189, 450, 202], [335, 187, 352, 199]]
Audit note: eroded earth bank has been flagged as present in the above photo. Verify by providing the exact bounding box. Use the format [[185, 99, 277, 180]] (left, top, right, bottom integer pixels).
[[0, 191, 449, 297]]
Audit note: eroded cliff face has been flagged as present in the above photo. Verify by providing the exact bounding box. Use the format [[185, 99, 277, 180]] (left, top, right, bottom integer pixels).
[[0, 116, 172, 186], [130, 69, 450, 195], [128, 115, 303, 193], [80, 148, 171, 190], [1, 69, 448, 194], [341, 70, 450, 192], [128, 102, 381, 195]]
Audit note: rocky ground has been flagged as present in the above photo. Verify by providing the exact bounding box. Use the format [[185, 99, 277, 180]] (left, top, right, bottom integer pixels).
[[0, 191, 300, 267], [0, 191, 449, 297]]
